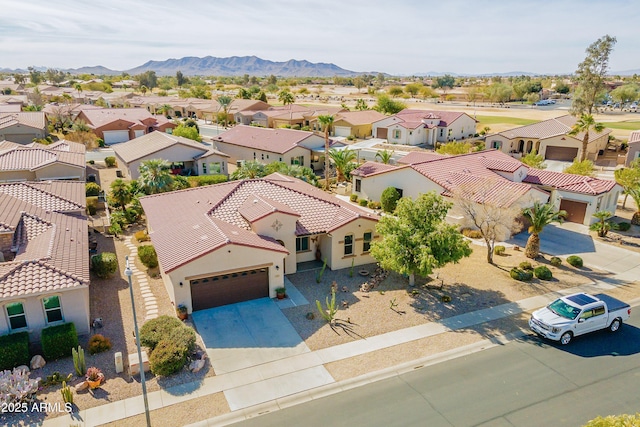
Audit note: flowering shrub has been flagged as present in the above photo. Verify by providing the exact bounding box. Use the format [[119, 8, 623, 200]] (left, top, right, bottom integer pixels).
[[0, 367, 40, 406]]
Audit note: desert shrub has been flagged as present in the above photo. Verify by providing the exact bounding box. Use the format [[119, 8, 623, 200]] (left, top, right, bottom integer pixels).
[[41, 323, 78, 360], [187, 175, 228, 187], [138, 245, 158, 269], [612, 221, 631, 231], [359, 199, 368, 207], [367, 200, 376, 209], [85, 182, 101, 196], [86, 196, 98, 215], [149, 340, 187, 376], [461, 228, 483, 239], [167, 325, 196, 354], [567, 255, 583, 268], [135, 230, 150, 242], [534, 265, 553, 280], [550, 256, 562, 267], [0, 332, 30, 370], [104, 156, 116, 167], [493, 245, 506, 255], [88, 334, 112, 355], [91, 252, 118, 279], [97, 138, 105, 147], [519, 261, 533, 270], [139, 315, 183, 351], [510, 268, 533, 281], [380, 187, 400, 213], [350, 194, 358, 202], [124, 208, 140, 224]]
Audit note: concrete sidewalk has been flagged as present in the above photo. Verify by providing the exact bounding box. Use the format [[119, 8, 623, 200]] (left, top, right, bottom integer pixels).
[[41, 277, 628, 427]]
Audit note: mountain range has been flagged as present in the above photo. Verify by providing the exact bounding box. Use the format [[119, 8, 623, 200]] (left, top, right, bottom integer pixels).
[[1, 56, 639, 77]]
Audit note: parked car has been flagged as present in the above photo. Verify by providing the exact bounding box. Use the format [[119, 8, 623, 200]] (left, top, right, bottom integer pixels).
[[529, 292, 631, 345]]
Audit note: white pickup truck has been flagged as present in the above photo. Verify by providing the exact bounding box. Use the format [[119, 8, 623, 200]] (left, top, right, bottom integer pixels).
[[529, 292, 631, 345]]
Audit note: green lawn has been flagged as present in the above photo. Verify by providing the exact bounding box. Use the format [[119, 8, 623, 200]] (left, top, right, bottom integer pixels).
[[600, 121, 640, 131], [475, 115, 539, 126]]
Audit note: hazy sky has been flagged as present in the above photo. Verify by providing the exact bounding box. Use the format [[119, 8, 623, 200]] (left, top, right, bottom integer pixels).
[[1, 0, 638, 75]]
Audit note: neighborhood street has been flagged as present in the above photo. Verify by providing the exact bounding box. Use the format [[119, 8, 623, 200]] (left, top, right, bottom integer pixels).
[[229, 313, 640, 427]]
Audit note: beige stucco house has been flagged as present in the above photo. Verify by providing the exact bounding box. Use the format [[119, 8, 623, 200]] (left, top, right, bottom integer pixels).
[[371, 109, 477, 146], [140, 173, 379, 312], [0, 181, 90, 341], [487, 115, 611, 161], [626, 130, 640, 166], [0, 140, 86, 182], [76, 108, 176, 145], [332, 110, 387, 138], [0, 112, 47, 144], [111, 131, 229, 180]]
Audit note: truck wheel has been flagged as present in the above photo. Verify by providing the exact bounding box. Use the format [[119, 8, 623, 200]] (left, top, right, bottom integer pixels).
[[560, 332, 572, 345], [609, 318, 621, 333]]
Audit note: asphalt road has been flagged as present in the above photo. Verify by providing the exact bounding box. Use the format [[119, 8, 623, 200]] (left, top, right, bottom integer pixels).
[[232, 314, 640, 427]]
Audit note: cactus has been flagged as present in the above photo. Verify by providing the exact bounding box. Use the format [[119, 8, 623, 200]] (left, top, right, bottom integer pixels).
[[316, 288, 337, 323], [60, 381, 73, 404], [315, 258, 328, 283], [72, 346, 86, 376], [0, 367, 40, 405], [349, 258, 355, 277]]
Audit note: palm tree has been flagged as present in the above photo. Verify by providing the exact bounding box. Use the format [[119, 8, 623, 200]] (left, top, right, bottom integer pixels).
[[375, 149, 394, 164], [217, 95, 233, 128], [591, 210, 612, 237], [140, 85, 148, 96], [278, 90, 295, 105], [109, 179, 132, 210], [628, 186, 640, 225], [157, 104, 172, 117], [568, 114, 605, 162], [230, 161, 265, 180], [318, 114, 334, 190], [138, 159, 174, 194], [329, 148, 357, 182], [74, 83, 83, 95], [522, 202, 567, 259]]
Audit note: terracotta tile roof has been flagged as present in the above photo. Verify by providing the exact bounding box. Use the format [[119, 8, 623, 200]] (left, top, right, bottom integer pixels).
[[374, 109, 471, 130], [140, 173, 377, 272], [523, 169, 617, 195], [351, 161, 403, 177], [0, 112, 46, 131], [629, 130, 640, 143], [334, 110, 387, 126], [213, 125, 316, 154], [111, 131, 211, 163], [439, 172, 536, 207], [493, 115, 610, 142], [398, 151, 445, 165], [0, 182, 89, 299], [79, 108, 174, 129], [0, 146, 85, 172], [197, 147, 230, 160]]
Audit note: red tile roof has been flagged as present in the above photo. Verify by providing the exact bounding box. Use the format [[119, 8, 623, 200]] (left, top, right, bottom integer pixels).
[[213, 125, 316, 154], [111, 131, 215, 163], [523, 169, 617, 195], [493, 115, 610, 142], [0, 112, 46, 131], [374, 109, 472, 130], [0, 182, 88, 299], [398, 151, 445, 165], [350, 161, 404, 177], [79, 108, 173, 130], [140, 173, 377, 272]]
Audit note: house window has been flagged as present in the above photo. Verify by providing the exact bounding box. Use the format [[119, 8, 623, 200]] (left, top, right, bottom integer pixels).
[[166, 128, 173, 134], [6, 302, 27, 330], [261, 153, 265, 160], [355, 178, 361, 192], [395, 188, 403, 198], [43, 296, 63, 323], [279, 157, 283, 161], [393, 129, 401, 139], [440, 129, 444, 137], [344, 234, 353, 256], [363, 231, 372, 253], [202, 163, 207, 174], [291, 156, 304, 166], [596, 196, 603, 210], [209, 162, 221, 174], [296, 237, 309, 252]]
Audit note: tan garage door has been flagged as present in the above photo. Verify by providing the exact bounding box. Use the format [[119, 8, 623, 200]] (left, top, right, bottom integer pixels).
[[190, 268, 269, 311], [376, 128, 388, 139], [545, 146, 579, 161], [560, 199, 587, 224]]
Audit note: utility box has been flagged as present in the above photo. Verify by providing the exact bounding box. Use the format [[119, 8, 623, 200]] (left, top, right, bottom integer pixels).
[[114, 352, 123, 374], [128, 351, 150, 376]]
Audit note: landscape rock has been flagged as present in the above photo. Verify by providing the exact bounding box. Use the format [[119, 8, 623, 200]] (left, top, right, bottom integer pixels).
[[75, 381, 89, 392], [15, 365, 30, 373], [30, 355, 46, 370], [189, 359, 205, 373]]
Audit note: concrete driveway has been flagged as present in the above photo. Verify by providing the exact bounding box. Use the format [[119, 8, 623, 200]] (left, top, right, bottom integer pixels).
[[508, 222, 640, 282], [191, 298, 312, 375]]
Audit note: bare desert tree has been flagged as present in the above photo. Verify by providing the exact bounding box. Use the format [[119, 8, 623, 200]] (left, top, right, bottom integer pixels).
[[453, 182, 521, 264]]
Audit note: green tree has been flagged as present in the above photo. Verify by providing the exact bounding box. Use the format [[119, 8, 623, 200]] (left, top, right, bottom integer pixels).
[[555, 81, 570, 94], [278, 90, 295, 105], [387, 86, 404, 98], [328, 148, 356, 182], [217, 95, 233, 127], [374, 95, 406, 115], [610, 84, 639, 108], [137, 71, 158, 90], [237, 88, 251, 99], [583, 413, 640, 427], [318, 115, 334, 190], [375, 149, 394, 164], [255, 91, 268, 102], [627, 186, 640, 225], [433, 74, 455, 95], [572, 35, 617, 115], [370, 192, 472, 286], [486, 83, 513, 105], [138, 159, 174, 194], [521, 150, 546, 169], [404, 83, 423, 97], [140, 85, 148, 96], [568, 114, 605, 162], [13, 73, 26, 85], [436, 141, 472, 155], [157, 104, 172, 117], [231, 160, 266, 180], [28, 66, 42, 85], [380, 187, 400, 213], [109, 179, 132, 210], [591, 210, 613, 237], [353, 76, 366, 93], [522, 202, 567, 259], [355, 98, 368, 111], [176, 70, 187, 87], [614, 161, 640, 208], [172, 124, 202, 142]]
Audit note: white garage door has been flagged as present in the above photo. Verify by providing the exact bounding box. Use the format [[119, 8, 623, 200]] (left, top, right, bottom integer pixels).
[[103, 130, 130, 145], [334, 126, 351, 137]]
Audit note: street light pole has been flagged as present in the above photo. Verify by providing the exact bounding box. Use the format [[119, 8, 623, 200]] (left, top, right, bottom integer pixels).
[[125, 255, 151, 427]]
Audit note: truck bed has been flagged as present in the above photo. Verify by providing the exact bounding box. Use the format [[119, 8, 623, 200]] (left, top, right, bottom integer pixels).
[[594, 293, 630, 313]]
